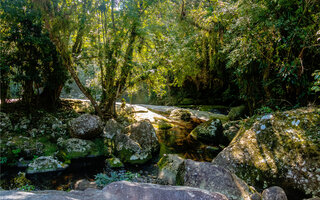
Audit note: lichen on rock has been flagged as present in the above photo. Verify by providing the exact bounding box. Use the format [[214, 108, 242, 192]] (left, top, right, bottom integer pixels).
[[69, 114, 103, 139], [212, 107, 320, 198], [27, 156, 68, 174]]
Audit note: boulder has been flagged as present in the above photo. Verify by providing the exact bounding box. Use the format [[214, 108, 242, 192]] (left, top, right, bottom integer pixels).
[[74, 179, 97, 191], [228, 105, 246, 120], [0, 181, 229, 200], [113, 120, 159, 164], [157, 154, 184, 185], [212, 107, 320, 198], [222, 120, 240, 142], [157, 119, 173, 130], [0, 112, 12, 135], [57, 138, 104, 160], [190, 119, 228, 145], [176, 159, 252, 200], [97, 181, 229, 200], [106, 157, 124, 168], [250, 193, 262, 200], [169, 109, 191, 121], [26, 156, 68, 174], [103, 119, 124, 140], [262, 186, 287, 200], [69, 114, 103, 139]]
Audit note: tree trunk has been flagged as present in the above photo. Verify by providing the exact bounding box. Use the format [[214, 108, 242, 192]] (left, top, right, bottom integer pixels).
[[39, 84, 63, 109], [0, 78, 9, 105], [65, 58, 104, 118], [102, 96, 117, 119], [22, 79, 34, 106]]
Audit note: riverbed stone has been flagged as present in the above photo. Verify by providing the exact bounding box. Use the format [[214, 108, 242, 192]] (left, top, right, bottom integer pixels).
[[0, 181, 229, 200], [157, 154, 184, 185], [212, 107, 320, 198], [106, 157, 124, 168], [98, 181, 229, 200], [176, 159, 252, 200], [169, 109, 192, 121], [26, 156, 68, 174], [74, 179, 97, 191], [113, 120, 159, 164], [222, 120, 240, 142], [103, 119, 124, 140], [228, 105, 246, 120], [190, 119, 227, 145], [261, 186, 287, 200], [69, 114, 103, 139], [57, 138, 104, 160]]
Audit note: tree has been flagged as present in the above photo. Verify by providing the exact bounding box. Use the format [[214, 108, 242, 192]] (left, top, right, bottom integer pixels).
[[33, 0, 104, 116], [0, 0, 68, 108]]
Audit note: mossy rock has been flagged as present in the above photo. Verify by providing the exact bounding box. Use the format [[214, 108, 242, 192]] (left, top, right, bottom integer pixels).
[[27, 156, 68, 174], [208, 114, 229, 123], [212, 107, 320, 198], [190, 119, 228, 146], [106, 157, 124, 168], [157, 154, 184, 185], [228, 105, 246, 121], [113, 120, 159, 165], [157, 119, 173, 130], [57, 138, 106, 161], [169, 109, 192, 122]]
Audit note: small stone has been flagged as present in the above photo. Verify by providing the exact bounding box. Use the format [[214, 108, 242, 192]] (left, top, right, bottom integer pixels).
[[74, 179, 97, 191]]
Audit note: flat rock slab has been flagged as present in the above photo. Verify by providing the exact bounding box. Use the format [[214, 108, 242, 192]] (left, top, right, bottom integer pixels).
[[0, 181, 229, 200]]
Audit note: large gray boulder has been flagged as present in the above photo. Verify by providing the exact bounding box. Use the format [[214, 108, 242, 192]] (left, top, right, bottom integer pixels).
[[69, 114, 103, 139], [0, 181, 229, 200], [111, 120, 159, 164], [176, 159, 252, 200], [212, 107, 320, 198], [103, 119, 124, 139], [97, 181, 229, 200]]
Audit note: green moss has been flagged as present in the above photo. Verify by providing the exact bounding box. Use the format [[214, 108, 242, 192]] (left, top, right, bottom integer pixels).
[[106, 157, 124, 168], [158, 119, 173, 130], [228, 105, 246, 120], [159, 143, 175, 158], [157, 156, 168, 170]]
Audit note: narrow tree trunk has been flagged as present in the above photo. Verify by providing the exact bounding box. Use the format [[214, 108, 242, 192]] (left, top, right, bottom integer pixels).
[[0, 79, 9, 105], [22, 79, 34, 106], [65, 59, 104, 118]]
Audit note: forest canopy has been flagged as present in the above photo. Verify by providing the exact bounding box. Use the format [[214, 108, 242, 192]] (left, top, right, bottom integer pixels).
[[1, 0, 320, 117]]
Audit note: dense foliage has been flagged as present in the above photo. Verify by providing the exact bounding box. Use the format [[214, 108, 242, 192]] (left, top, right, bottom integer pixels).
[[1, 0, 319, 115]]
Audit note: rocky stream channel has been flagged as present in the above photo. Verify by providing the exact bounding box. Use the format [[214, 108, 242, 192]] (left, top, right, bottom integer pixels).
[[0, 99, 319, 200]]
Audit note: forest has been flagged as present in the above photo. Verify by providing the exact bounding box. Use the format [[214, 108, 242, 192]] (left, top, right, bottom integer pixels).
[[0, 0, 320, 200]]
